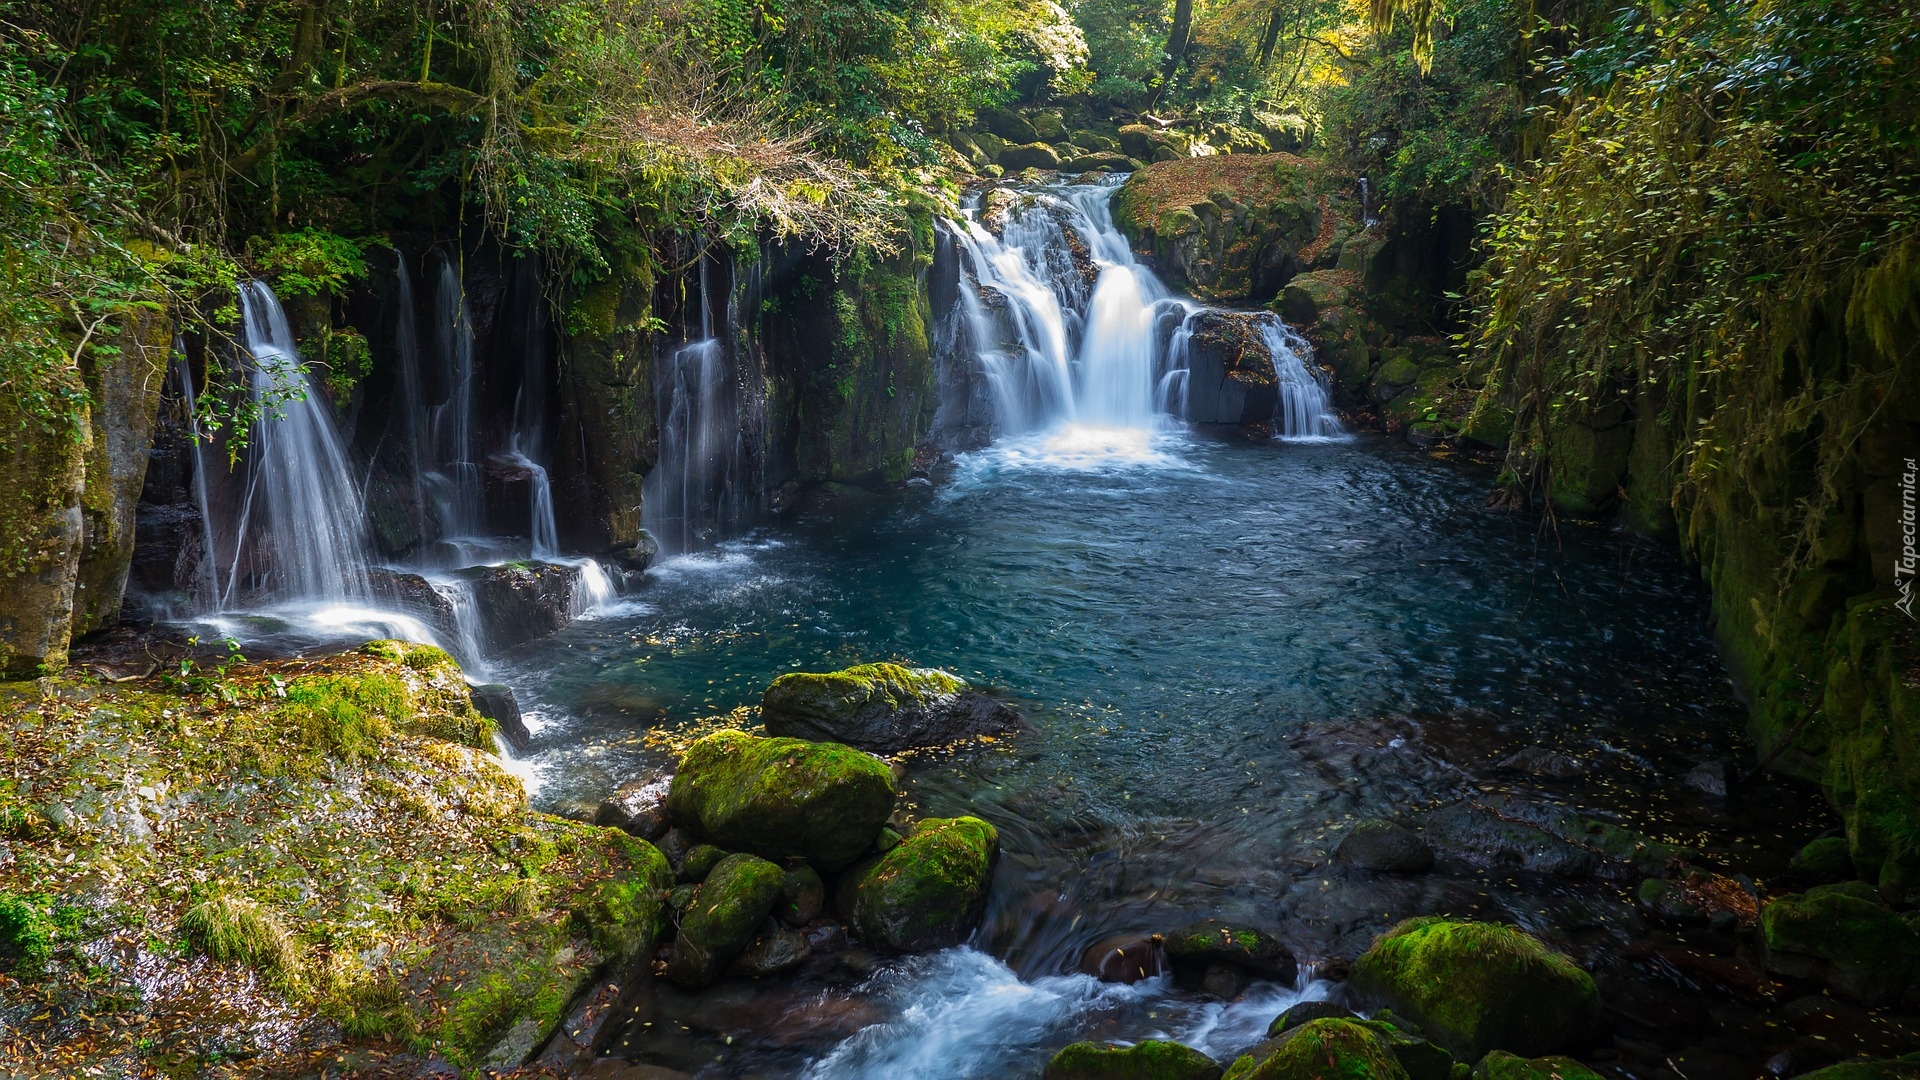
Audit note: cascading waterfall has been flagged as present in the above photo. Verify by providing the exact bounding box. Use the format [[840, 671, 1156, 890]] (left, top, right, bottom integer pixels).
[[1259, 319, 1344, 440], [644, 257, 755, 555], [208, 282, 374, 607], [425, 256, 485, 539]]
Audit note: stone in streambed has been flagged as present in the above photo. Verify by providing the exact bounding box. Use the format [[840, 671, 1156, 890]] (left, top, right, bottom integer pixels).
[[1163, 919, 1296, 983], [1759, 883, 1920, 1004], [1266, 1000, 1355, 1035], [678, 844, 726, 883], [1789, 1060, 1920, 1080], [469, 683, 530, 753], [1470, 1052, 1604, 1080], [1334, 818, 1433, 873], [837, 816, 998, 953], [1044, 1040, 1223, 1080], [778, 864, 826, 927], [1791, 836, 1855, 883], [728, 920, 812, 977], [595, 777, 671, 840], [1078, 932, 1165, 984], [761, 662, 1021, 753], [1496, 746, 1583, 778], [1348, 918, 1603, 1060], [666, 730, 896, 871], [999, 142, 1062, 171], [663, 853, 785, 988], [1225, 1019, 1409, 1080]]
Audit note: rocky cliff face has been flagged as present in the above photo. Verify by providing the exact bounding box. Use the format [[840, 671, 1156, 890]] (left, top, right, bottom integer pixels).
[[1111, 153, 1326, 303], [556, 251, 658, 555]]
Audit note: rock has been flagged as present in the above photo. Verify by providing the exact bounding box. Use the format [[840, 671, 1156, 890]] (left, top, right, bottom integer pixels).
[[72, 302, 169, 637], [1348, 918, 1603, 1060], [582, 1061, 699, 1080], [1760, 883, 1920, 1004], [778, 865, 826, 926], [1792, 837, 1855, 883], [1421, 802, 1605, 878], [1063, 152, 1135, 173], [666, 730, 897, 871], [469, 683, 530, 752], [1116, 124, 1163, 160], [981, 107, 1039, 144], [605, 530, 659, 574], [663, 853, 785, 988], [1267, 1000, 1356, 1036], [1496, 747, 1583, 778], [1079, 932, 1166, 984], [1112, 155, 1321, 302], [760, 662, 1021, 753], [554, 250, 655, 553], [728, 921, 812, 977], [999, 142, 1062, 171], [366, 569, 459, 640], [1470, 1052, 1605, 1080], [1684, 760, 1729, 796], [458, 562, 586, 651], [1788, 1061, 1920, 1079], [1359, 1017, 1457, 1080], [1044, 1040, 1224, 1080], [1178, 310, 1284, 426], [1636, 871, 1758, 926], [1203, 961, 1248, 999], [1334, 818, 1434, 873], [1030, 111, 1068, 141], [594, 778, 672, 841], [1227, 1018, 1408, 1080], [836, 816, 998, 953], [1163, 920, 1296, 982], [678, 844, 726, 883]]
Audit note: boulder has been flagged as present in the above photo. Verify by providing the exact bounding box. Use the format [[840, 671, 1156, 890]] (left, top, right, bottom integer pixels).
[[778, 864, 826, 926], [1267, 1000, 1355, 1036], [1029, 112, 1068, 142], [1789, 1061, 1920, 1080], [728, 921, 812, 977], [458, 562, 586, 651], [1078, 932, 1166, 984], [1470, 1052, 1604, 1080], [1348, 918, 1603, 1060], [1226, 1018, 1408, 1080], [999, 142, 1062, 171], [663, 853, 785, 988], [677, 844, 727, 883], [1112, 154, 1321, 302], [666, 731, 897, 871], [761, 662, 1021, 753], [836, 816, 998, 952], [594, 777, 671, 840], [1334, 818, 1434, 873], [1063, 152, 1135, 173], [469, 682, 531, 752], [981, 107, 1039, 144], [1791, 837, 1855, 883], [1420, 802, 1605, 879], [1117, 124, 1163, 160], [1044, 1040, 1223, 1080], [1760, 883, 1920, 1003], [1179, 310, 1280, 426], [1496, 747, 1583, 778], [1163, 919, 1295, 983]]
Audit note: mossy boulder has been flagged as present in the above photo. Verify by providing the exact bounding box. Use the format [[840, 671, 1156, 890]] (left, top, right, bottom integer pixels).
[[1044, 1039, 1224, 1080], [1470, 1052, 1604, 1080], [1000, 142, 1062, 171], [1790, 1059, 1920, 1079], [837, 816, 998, 952], [663, 853, 785, 988], [1759, 883, 1920, 1003], [1112, 154, 1324, 302], [761, 661, 1020, 752], [1225, 1018, 1410, 1080], [1163, 919, 1296, 982], [1792, 836, 1857, 883], [1348, 918, 1602, 1060], [666, 730, 896, 871]]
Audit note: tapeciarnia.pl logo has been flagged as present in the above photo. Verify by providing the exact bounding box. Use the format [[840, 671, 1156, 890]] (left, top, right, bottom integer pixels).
[[1900, 457, 1917, 619]]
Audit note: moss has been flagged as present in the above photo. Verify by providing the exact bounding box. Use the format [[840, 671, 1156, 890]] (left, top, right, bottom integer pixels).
[[1238, 1019, 1410, 1080], [664, 852, 784, 987], [1792, 836, 1857, 881], [1470, 1052, 1605, 1080], [1348, 918, 1601, 1061], [666, 730, 896, 871], [762, 662, 965, 728], [1788, 1060, 1920, 1080], [1759, 884, 1920, 999], [181, 894, 305, 984], [1043, 1039, 1225, 1080], [0, 891, 57, 976], [838, 816, 998, 953]]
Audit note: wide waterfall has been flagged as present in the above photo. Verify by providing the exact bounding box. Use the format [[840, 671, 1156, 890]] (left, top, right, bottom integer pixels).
[[206, 282, 375, 607], [942, 176, 1341, 447]]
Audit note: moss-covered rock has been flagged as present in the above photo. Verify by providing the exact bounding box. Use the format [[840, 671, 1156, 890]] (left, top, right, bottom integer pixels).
[[1348, 918, 1602, 1060], [1043, 1039, 1224, 1080], [1759, 883, 1920, 1003], [762, 661, 1020, 752], [1113, 154, 1326, 302], [1789, 1059, 1920, 1079], [72, 302, 170, 637], [664, 852, 785, 988], [667, 730, 896, 871], [778, 864, 826, 926], [1226, 1018, 1411, 1080], [836, 815, 998, 952], [1792, 836, 1856, 882], [1470, 1052, 1604, 1080], [1163, 919, 1296, 982], [555, 246, 655, 553]]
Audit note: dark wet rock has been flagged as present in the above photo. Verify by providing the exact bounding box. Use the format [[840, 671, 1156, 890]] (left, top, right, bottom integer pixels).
[[1497, 747, 1583, 779], [1227, 1018, 1408, 1080], [1792, 837, 1854, 883], [1360, 1017, 1456, 1080], [836, 816, 998, 953], [1179, 310, 1281, 426], [1636, 871, 1758, 927], [459, 562, 585, 651], [1422, 802, 1604, 878], [1268, 1000, 1356, 1036], [1163, 920, 1296, 983], [1348, 918, 1604, 1060], [595, 778, 672, 841], [655, 827, 694, 867], [1044, 1039, 1224, 1080], [1000, 142, 1062, 171], [875, 826, 904, 852], [678, 844, 726, 884], [1062, 151, 1134, 173], [727, 921, 812, 977], [482, 453, 541, 537], [1204, 961, 1249, 999], [760, 662, 1021, 753], [581, 1061, 698, 1080], [980, 107, 1039, 144], [1760, 883, 1920, 1004], [667, 883, 697, 915], [778, 865, 826, 927], [1577, 819, 1695, 877], [367, 568, 460, 641], [1685, 760, 1730, 797], [1334, 818, 1434, 873], [663, 853, 785, 988], [129, 501, 204, 599], [1789, 1058, 1920, 1079], [1471, 1051, 1605, 1080], [1079, 933, 1166, 984], [605, 530, 659, 574], [666, 731, 897, 872], [469, 682, 529, 752]]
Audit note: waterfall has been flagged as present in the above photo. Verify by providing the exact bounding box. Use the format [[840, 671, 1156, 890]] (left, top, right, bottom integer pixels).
[[424, 256, 484, 539], [643, 256, 754, 555], [1260, 320, 1344, 440], [207, 282, 373, 608]]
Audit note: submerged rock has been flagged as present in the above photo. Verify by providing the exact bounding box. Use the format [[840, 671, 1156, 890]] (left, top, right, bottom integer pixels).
[[836, 816, 999, 953], [666, 731, 897, 871], [1496, 746, 1583, 778], [1334, 818, 1434, 873], [469, 682, 530, 752], [1044, 1040, 1224, 1080], [777, 865, 826, 927], [1348, 918, 1603, 1060], [1163, 919, 1296, 983], [664, 853, 785, 988], [1759, 883, 1920, 1004], [760, 662, 1021, 753], [1078, 932, 1166, 984]]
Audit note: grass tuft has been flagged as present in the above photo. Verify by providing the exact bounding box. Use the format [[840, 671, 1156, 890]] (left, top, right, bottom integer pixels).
[[181, 893, 305, 983]]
